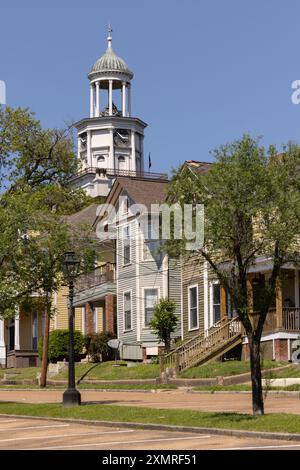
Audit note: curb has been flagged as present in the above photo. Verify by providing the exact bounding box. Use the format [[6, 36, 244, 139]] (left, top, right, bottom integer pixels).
[[0, 388, 172, 394], [187, 390, 300, 397], [1, 413, 300, 442]]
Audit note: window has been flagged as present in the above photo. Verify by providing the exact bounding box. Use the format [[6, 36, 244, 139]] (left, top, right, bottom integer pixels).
[[124, 291, 132, 330], [123, 196, 129, 214], [32, 312, 38, 350], [188, 285, 199, 330], [226, 290, 238, 318], [144, 288, 159, 326], [142, 217, 160, 261], [212, 283, 221, 324], [123, 225, 131, 264]]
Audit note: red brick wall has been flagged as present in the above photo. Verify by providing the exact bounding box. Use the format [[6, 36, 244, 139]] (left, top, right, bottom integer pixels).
[[105, 295, 116, 335], [242, 339, 289, 362], [274, 339, 289, 361]]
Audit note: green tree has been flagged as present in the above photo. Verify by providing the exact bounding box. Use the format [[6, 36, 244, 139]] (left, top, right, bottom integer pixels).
[[0, 106, 96, 386], [166, 135, 300, 415], [149, 298, 177, 352]]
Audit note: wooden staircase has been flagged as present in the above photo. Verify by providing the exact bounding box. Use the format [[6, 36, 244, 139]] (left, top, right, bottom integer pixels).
[[163, 318, 242, 374]]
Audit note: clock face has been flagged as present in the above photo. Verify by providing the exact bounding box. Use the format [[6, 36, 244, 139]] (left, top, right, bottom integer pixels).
[[114, 129, 130, 147]]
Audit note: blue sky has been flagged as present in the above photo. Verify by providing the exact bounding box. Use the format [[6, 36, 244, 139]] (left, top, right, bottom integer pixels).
[[1, 0, 300, 174]]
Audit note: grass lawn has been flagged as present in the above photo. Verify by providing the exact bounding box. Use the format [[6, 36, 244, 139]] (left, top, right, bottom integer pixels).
[[270, 365, 300, 378], [0, 402, 300, 434], [0, 367, 39, 381], [53, 361, 160, 381], [179, 360, 286, 378]]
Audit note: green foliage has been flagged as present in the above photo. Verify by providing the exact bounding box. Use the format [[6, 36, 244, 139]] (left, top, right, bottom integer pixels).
[[84, 332, 116, 363], [149, 298, 177, 352], [166, 135, 300, 330], [38, 329, 84, 363], [0, 106, 96, 319]]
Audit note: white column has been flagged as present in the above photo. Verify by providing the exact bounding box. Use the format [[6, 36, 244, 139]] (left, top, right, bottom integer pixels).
[[203, 261, 209, 333], [14, 310, 20, 350], [81, 307, 86, 335], [122, 82, 126, 117], [87, 130, 92, 167], [109, 80, 113, 116], [90, 84, 94, 118], [109, 128, 114, 170], [128, 83, 131, 117], [95, 81, 100, 117], [131, 130, 136, 172], [295, 269, 300, 308], [0, 319, 6, 366]]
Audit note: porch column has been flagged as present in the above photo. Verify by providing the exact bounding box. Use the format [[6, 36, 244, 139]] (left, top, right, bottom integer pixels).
[[14, 310, 20, 350], [220, 285, 227, 320], [276, 277, 283, 329], [295, 269, 300, 308], [104, 295, 115, 334], [246, 274, 253, 311], [0, 319, 6, 366]]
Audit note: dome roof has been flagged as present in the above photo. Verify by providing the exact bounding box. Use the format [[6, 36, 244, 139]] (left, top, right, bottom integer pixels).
[[90, 32, 133, 79]]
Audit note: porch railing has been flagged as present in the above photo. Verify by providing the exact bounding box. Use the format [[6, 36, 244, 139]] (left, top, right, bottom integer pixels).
[[163, 318, 242, 373], [283, 308, 300, 331], [74, 263, 116, 293], [74, 167, 168, 180]]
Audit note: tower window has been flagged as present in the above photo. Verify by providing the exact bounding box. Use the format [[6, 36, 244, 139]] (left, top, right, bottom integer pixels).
[[97, 155, 106, 162], [118, 156, 125, 162]]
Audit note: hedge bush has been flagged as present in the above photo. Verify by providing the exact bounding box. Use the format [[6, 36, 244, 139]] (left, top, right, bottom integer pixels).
[[84, 332, 116, 362], [38, 329, 84, 363]]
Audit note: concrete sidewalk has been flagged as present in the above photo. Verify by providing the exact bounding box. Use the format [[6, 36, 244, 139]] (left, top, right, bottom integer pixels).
[[0, 389, 300, 414]]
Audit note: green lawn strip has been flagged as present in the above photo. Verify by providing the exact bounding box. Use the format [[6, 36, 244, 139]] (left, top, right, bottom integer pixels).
[[0, 367, 39, 381], [270, 365, 300, 378], [53, 361, 160, 381], [0, 402, 300, 434], [179, 360, 286, 379]]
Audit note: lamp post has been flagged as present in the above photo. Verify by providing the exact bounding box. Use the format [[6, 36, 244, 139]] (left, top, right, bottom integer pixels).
[[62, 251, 81, 406]]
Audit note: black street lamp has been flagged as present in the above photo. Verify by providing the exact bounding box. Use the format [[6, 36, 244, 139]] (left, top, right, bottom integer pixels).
[[62, 251, 81, 406]]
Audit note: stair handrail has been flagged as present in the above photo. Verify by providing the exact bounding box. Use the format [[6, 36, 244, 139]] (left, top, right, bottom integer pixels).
[[163, 317, 241, 373]]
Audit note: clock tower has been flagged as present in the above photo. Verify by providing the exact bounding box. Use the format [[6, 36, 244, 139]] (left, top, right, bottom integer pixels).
[[73, 27, 147, 197]]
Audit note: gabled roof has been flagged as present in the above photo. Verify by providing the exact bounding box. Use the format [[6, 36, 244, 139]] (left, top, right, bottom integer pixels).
[[65, 203, 99, 228], [183, 160, 212, 175], [106, 176, 168, 209]]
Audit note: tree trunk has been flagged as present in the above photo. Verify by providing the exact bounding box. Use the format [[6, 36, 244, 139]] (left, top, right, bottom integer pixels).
[[248, 333, 264, 415], [164, 336, 171, 353], [40, 308, 50, 388]]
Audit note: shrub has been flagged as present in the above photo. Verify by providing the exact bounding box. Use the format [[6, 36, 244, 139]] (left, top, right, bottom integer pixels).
[[38, 329, 84, 363], [84, 332, 116, 362], [149, 298, 177, 352]]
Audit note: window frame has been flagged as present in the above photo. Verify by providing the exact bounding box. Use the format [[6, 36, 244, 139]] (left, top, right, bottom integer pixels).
[[188, 284, 199, 331], [143, 287, 160, 328], [122, 224, 131, 266], [123, 290, 133, 332]]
